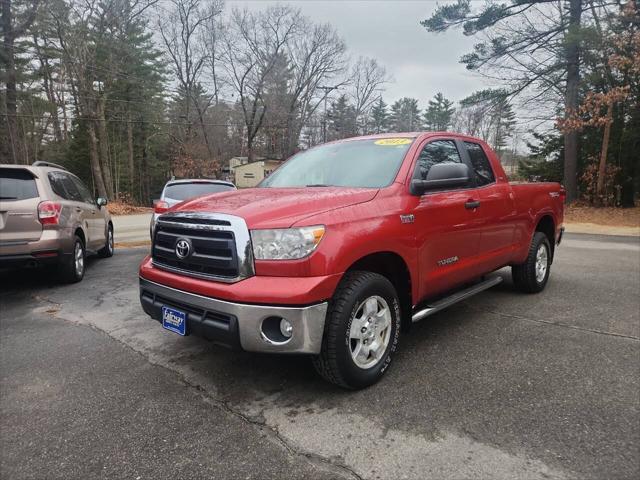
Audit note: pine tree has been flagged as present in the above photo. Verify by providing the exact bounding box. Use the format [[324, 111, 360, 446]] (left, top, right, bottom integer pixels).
[[327, 95, 357, 140], [389, 97, 421, 132], [423, 92, 455, 131], [370, 97, 389, 133]]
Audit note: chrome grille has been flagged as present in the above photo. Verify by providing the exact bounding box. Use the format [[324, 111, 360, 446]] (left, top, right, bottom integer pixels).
[[152, 212, 254, 283]]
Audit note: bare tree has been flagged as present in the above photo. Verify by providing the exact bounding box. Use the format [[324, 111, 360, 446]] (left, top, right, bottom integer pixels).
[[281, 18, 347, 157], [159, 0, 221, 158], [1, 0, 40, 164], [347, 56, 389, 134], [201, 0, 225, 105], [222, 5, 299, 160]]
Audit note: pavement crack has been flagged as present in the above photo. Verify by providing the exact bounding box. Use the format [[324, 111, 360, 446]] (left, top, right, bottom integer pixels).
[[485, 309, 640, 341], [31, 293, 363, 480], [192, 386, 364, 480]]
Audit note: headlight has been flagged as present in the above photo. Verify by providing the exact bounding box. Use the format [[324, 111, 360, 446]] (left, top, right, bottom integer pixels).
[[251, 226, 325, 260]]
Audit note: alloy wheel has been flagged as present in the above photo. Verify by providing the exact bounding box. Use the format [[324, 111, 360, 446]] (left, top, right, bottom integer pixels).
[[349, 295, 392, 369]]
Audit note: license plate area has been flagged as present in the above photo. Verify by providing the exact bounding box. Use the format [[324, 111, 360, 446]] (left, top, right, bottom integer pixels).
[[162, 306, 187, 336]]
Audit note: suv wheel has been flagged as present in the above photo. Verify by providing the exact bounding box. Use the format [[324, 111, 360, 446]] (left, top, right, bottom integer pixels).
[[98, 224, 114, 258], [59, 235, 85, 283], [312, 271, 401, 389]]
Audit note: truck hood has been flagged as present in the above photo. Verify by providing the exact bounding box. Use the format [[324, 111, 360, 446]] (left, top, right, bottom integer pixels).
[[170, 187, 379, 229]]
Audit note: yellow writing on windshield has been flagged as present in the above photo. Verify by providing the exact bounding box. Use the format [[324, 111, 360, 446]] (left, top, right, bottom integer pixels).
[[374, 138, 412, 146]]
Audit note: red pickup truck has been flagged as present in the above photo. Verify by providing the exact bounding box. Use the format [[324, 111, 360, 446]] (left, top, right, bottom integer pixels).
[[139, 133, 565, 389]]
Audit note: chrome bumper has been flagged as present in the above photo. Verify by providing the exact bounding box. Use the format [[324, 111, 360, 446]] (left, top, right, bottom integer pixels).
[[139, 277, 328, 354]]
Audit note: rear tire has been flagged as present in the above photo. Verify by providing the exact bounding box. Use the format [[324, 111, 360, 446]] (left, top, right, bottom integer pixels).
[[312, 271, 401, 389], [512, 232, 551, 293], [59, 236, 85, 283], [98, 224, 114, 258]]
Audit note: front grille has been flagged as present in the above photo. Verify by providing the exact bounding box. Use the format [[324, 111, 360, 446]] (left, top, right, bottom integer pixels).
[[152, 215, 240, 280]]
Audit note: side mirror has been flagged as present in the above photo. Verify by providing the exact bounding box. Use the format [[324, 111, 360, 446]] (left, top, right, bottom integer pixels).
[[96, 197, 108, 208], [410, 163, 470, 195]]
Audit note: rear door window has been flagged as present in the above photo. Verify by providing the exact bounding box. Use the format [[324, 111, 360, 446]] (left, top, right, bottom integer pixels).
[[48, 172, 83, 201], [0, 169, 39, 200], [464, 142, 495, 186]]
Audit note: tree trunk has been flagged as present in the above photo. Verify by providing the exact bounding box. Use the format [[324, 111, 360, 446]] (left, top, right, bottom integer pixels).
[[87, 120, 109, 199], [141, 142, 150, 204], [194, 100, 213, 159], [247, 137, 254, 162], [33, 36, 63, 143], [563, 0, 583, 203], [595, 102, 613, 202], [96, 97, 114, 199], [2, 0, 24, 164], [127, 111, 135, 196]]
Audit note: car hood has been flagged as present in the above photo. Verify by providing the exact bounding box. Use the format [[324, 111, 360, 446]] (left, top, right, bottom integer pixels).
[[169, 187, 379, 229]]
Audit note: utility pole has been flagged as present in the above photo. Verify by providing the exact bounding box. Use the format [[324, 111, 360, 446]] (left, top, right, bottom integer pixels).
[[319, 85, 339, 143]]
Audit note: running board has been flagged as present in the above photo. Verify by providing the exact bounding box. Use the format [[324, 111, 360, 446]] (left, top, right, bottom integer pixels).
[[411, 276, 503, 323]]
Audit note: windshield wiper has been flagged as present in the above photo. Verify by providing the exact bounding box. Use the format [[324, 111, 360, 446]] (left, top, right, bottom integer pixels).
[[305, 184, 332, 187], [0, 196, 17, 200]]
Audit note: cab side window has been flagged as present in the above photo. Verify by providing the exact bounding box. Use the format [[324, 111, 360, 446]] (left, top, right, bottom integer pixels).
[[413, 139, 463, 181], [464, 142, 495, 186]]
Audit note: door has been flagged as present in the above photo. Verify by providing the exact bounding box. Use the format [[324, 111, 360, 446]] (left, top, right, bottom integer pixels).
[[409, 138, 485, 301], [71, 175, 105, 248], [48, 171, 95, 247], [459, 141, 516, 271]]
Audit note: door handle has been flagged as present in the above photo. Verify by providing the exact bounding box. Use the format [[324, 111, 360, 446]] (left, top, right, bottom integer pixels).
[[75, 207, 82, 213], [465, 200, 481, 209]]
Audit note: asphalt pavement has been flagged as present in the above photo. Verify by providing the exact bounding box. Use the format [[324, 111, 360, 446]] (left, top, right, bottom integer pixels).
[[112, 213, 152, 245], [1, 233, 639, 479]]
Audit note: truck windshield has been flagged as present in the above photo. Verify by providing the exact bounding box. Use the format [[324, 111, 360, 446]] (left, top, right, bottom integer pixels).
[[260, 138, 414, 188]]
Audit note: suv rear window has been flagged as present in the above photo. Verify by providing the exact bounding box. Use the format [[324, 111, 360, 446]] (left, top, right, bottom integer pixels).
[[0, 169, 39, 200], [164, 182, 235, 201]]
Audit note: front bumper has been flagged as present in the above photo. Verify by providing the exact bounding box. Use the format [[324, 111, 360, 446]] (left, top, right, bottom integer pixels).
[[139, 277, 328, 354]]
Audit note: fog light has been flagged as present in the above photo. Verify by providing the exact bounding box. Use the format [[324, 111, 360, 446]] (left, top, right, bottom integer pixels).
[[280, 318, 293, 338]]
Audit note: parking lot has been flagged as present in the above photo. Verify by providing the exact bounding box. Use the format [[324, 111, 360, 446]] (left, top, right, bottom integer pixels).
[[1, 232, 638, 479]]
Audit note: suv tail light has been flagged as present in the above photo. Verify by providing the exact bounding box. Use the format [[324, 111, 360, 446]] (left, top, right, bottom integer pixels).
[[154, 200, 169, 214], [38, 201, 62, 225]]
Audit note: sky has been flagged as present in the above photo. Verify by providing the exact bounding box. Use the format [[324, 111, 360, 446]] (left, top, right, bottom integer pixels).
[[232, 0, 484, 107]]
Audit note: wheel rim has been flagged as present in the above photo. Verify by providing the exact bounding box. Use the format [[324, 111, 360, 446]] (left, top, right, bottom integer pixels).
[[108, 228, 114, 254], [75, 242, 84, 277], [535, 244, 548, 283], [349, 295, 392, 369]]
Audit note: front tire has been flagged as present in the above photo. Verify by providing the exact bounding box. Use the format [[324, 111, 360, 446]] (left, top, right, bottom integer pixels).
[[512, 232, 551, 293], [98, 223, 114, 258], [312, 271, 401, 389]]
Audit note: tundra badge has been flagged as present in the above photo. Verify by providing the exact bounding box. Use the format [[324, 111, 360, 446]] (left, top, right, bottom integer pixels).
[[437, 256, 459, 266], [400, 214, 415, 224]]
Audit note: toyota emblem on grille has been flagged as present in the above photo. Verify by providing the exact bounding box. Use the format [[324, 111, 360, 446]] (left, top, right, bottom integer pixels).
[[175, 238, 192, 259]]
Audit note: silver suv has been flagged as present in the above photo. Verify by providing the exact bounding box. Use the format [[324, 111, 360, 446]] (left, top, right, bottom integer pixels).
[[0, 162, 113, 283]]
